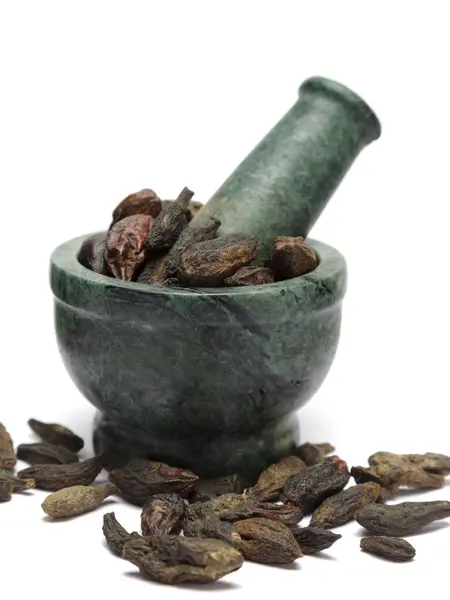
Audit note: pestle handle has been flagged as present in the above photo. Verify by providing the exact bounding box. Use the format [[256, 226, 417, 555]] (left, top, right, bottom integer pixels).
[[191, 76, 381, 256]]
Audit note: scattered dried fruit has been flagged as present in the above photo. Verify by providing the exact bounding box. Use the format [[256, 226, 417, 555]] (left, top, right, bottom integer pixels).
[[103, 512, 141, 556], [291, 525, 341, 555], [28, 419, 84, 453], [0, 422, 16, 470], [360, 536, 416, 562], [234, 518, 302, 564], [183, 516, 241, 547], [248, 455, 306, 502], [17, 456, 105, 491], [190, 474, 244, 503], [309, 482, 381, 528], [0, 479, 13, 502], [42, 483, 117, 518], [293, 442, 335, 466], [17, 443, 79, 466], [141, 493, 185, 535]]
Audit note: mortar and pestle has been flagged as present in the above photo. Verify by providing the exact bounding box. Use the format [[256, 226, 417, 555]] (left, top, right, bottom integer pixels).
[[50, 76, 381, 482]]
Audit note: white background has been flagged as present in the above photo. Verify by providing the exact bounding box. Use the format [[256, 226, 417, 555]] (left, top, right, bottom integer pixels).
[[1, 1, 449, 598]]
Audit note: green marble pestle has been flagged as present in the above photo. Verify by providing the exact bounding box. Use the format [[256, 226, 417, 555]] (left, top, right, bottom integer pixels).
[[50, 76, 381, 483]]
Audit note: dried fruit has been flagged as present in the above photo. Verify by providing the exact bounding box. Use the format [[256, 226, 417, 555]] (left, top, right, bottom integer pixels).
[[309, 482, 381, 528], [265, 236, 318, 280], [248, 455, 307, 502], [111, 189, 162, 226], [186, 200, 204, 221], [281, 456, 350, 514], [0, 470, 35, 492], [0, 422, 16, 470], [355, 501, 450, 536], [145, 187, 193, 251], [137, 251, 169, 285], [190, 474, 244, 503], [350, 466, 384, 486], [17, 443, 79, 466], [105, 214, 153, 281], [291, 525, 341, 555], [367, 451, 446, 490], [360, 536, 416, 562], [293, 442, 335, 466], [28, 419, 84, 453], [0, 479, 13, 502], [141, 493, 185, 535], [78, 232, 108, 275], [234, 518, 302, 564], [122, 535, 243, 584], [223, 266, 275, 286], [183, 516, 241, 547], [109, 458, 198, 506], [397, 452, 450, 475], [17, 455, 105, 491], [42, 483, 117, 518], [103, 512, 141, 556], [178, 234, 259, 287]]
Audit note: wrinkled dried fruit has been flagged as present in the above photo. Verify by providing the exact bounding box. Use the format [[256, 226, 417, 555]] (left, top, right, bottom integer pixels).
[[265, 236, 318, 280], [291, 525, 341, 555], [234, 518, 302, 564], [0, 470, 35, 492], [190, 474, 244, 503], [137, 251, 169, 285], [293, 442, 335, 466], [223, 266, 275, 287], [78, 232, 109, 275], [367, 451, 446, 490], [17, 443, 79, 466], [111, 189, 162, 226], [186, 200, 204, 221], [281, 456, 350, 514], [0, 479, 13, 502], [360, 536, 416, 562], [183, 516, 241, 547], [0, 422, 16, 470], [109, 458, 198, 506], [42, 482, 117, 518], [106, 214, 153, 281], [103, 512, 141, 556], [122, 535, 243, 584], [350, 466, 384, 486], [310, 482, 381, 528], [249, 456, 307, 502], [146, 187, 193, 251], [178, 234, 259, 287], [28, 419, 84, 453], [141, 493, 185, 535], [397, 452, 450, 475], [17, 455, 105, 491], [355, 501, 450, 536]]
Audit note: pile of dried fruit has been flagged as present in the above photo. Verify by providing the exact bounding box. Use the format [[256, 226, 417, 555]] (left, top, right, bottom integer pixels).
[[78, 187, 318, 287], [2, 419, 450, 584]]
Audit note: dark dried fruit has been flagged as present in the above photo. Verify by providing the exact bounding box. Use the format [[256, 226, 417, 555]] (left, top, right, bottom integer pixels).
[[28, 419, 84, 453], [103, 512, 141, 557], [367, 451, 446, 490], [0, 479, 13, 502], [355, 501, 450, 536], [183, 516, 241, 547], [122, 535, 244, 584], [281, 456, 350, 514], [291, 525, 341, 555], [186, 200, 204, 221], [309, 482, 381, 528], [106, 214, 153, 281], [178, 234, 259, 287], [223, 266, 275, 287], [109, 458, 198, 506], [265, 236, 318, 280], [190, 474, 244, 503], [351, 466, 384, 486], [293, 442, 335, 466], [360, 536, 416, 562], [137, 251, 169, 285], [234, 518, 302, 564], [111, 189, 162, 226], [78, 232, 109, 275], [0, 470, 35, 492], [0, 422, 16, 470], [248, 456, 307, 502], [141, 493, 185, 535], [42, 482, 117, 518], [17, 443, 79, 466], [17, 455, 105, 491], [145, 187, 193, 251]]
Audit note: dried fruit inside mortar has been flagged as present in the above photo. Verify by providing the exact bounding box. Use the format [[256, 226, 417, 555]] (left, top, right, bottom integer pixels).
[[265, 236, 318, 280], [145, 187, 193, 251], [106, 214, 153, 281], [78, 232, 109, 275], [111, 188, 162, 226], [223, 266, 275, 287]]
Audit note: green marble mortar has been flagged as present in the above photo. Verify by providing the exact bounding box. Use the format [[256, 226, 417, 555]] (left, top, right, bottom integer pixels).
[[50, 76, 381, 482]]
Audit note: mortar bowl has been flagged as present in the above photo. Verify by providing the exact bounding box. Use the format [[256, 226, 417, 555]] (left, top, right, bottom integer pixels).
[[50, 234, 347, 482]]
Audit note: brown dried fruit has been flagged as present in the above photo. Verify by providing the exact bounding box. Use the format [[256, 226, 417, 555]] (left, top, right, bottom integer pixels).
[[293, 442, 335, 466], [223, 266, 275, 287], [105, 214, 153, 281], [350, 465, 384, 486], [145, 187, 193, 251], [397, 452, 450, 475], [235, 518, 302, 564], [183, 516, 241, 547], [137, 251, 169, 285], [309, 482, 381, 528], [0, 470, 35, 492], [0, 479, 13, 502], [17, 455, 105, 491], [265, 236, 318, 280], [122, 535, 244, 584], [291, 525, 341, 555], [28, 419, 84, 453], [189, 474, 244, 503], [103, 512, 141, 556], [78, 232, 109, 275], [248, 455, 307, 502], [17, 443, 79, 466], [42, 482, 117, 518], [367, 451, 446, 490], [141, 493, 185, 535], [360, 536, 416, 562], [109, 458, 198, 506], [178, 234, 259, 287], [0, 422, 16, 470], [111, 189, 162, 226], [186, 200, 204, 221], [281, 456, 350, 514]]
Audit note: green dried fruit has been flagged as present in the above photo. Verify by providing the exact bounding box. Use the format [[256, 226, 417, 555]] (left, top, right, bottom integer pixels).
[[28, 419, 84, 453], [360, 536, 416, 562], [17, 443, 79, 465], [234, 518, 302, 564], [309, 482, 381, 528], [42, 483, 117, 518], [103, 512, 141, 557]]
